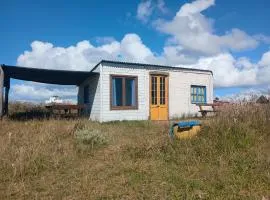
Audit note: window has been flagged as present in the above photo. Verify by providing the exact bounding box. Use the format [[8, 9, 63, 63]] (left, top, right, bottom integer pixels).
[[191, 85, 206, 103], [111, 75, 138, 109], [84, 85, 89, 104]]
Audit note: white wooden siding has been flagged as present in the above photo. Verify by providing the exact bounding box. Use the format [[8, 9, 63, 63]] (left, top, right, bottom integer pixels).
[[78, 62, 213, 122], [100, 64, 149, 122], [99, 63, 213, 122], [78, 73, 101, 121], [168, 71, 213, 118]]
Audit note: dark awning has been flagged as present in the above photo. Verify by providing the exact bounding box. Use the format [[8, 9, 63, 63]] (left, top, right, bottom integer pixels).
[[1, 65, 92, 86]]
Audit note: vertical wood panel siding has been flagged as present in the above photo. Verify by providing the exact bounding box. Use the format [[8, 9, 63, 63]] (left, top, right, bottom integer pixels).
[[100, 65, 148, 122], [78, 73, 101, 121], [100, 63, 213, 122], [78, 62, 213, 122]]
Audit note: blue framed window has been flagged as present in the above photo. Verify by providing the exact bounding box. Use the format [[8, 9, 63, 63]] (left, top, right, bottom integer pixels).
[[111, 75, 138, 109], [191, 85, 206, 103]]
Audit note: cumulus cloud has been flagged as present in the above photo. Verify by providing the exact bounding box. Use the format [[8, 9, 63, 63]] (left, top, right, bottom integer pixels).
[[12, 0, 270, 102], [10, 82, 77, 102], [136, 0, 168, 23], [254, 34, 270, 44], [221, 87, 270, 102], [137, 0, 154, 23], [16, 34, 270, 89], [17, 40, 94, 71], [258, 51, 270, 67], [257, 51, 270, 84], [17, 34, 155, 71], [182, 53, 258, 87], [154, 0, 258, 55]]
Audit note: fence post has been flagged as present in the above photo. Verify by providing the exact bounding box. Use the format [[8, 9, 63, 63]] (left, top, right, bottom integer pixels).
[[0, 65, 4, 119], [4, 78, 10, 116]]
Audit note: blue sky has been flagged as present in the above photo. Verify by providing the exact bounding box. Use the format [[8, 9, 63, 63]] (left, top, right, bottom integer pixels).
[[2, 0, 270, 101]]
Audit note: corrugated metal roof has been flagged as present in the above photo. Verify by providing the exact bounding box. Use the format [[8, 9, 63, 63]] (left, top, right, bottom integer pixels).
[[1, 59, 212, 87], [92, 60, 213, 74]]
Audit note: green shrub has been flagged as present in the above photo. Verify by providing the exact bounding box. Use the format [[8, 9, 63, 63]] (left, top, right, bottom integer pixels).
[[74, 129, 108, 152]]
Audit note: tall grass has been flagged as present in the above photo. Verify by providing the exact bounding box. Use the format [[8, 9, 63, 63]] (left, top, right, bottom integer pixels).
[[0, 104, 269, 199]]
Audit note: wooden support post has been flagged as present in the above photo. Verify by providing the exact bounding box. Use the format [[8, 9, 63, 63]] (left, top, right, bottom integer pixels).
[[0, 66, 4, 119], [4, 78, 10, 116]]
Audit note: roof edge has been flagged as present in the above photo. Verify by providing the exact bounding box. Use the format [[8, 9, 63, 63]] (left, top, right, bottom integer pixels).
[[98, 60, 213, 75], [1, 64, 91, 74]]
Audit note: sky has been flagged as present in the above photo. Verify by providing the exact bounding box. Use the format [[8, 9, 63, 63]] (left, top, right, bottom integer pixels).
[[1, 0, 270, 102]]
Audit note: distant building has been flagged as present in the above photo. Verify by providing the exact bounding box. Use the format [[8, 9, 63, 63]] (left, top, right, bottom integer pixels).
[[256, 95, 269, 104], [45, 96, 63, 104]]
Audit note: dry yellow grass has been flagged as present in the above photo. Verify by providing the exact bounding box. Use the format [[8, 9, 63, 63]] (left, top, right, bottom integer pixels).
[[0, 104, 269, 199]]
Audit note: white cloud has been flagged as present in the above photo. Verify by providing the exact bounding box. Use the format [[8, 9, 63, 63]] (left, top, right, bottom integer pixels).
[[120, 34, 153, 61], [10, 82, 77, 102], [17, 40, 94, 71], [16, 34, 270, 89], [257, 51, 270, 84], [258, 51, 270, 67], [177, 0, 215, 16], [136, 0, 154, 23], [155, 0, 258, 56], [221, 87, 270, 102], [157, 0, 168, 14], [236, 57, 254, 69], [13, 0, 270, 102], [95, 36, 116, 45], [254, 34, 270, 44], [17, 34, 155, 71], [136, 0, 168, 23], [182, 53, 258, 87]]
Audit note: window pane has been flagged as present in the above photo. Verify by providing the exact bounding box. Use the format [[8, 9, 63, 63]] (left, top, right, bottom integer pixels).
[[160, 77, 166, 105], [191, 86, 206, 103], [112, 77, 123, 106], [151, 76, 157, 105], [125, 78, 136, 106]]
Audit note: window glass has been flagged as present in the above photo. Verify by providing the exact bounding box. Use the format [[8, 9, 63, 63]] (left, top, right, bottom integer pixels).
[[160, 77, 166, 105], [111, 76, 137, 109], [191, 85, 206, 103], [151, 76, 157, 105], [112, 78, 123, 106], [125, 78, 135, 106]]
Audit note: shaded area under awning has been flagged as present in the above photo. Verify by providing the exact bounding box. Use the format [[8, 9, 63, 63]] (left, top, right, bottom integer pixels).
[[0, 64, 93, 118], [1, 64, 92, 87]]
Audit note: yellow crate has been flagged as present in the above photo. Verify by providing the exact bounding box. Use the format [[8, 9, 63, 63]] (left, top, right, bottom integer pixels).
[[174, 125, 201, 139]]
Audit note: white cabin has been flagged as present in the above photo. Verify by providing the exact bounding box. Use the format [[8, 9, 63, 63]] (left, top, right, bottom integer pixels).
[[78, 60, 213, 122], [45, 96, 63, 104]]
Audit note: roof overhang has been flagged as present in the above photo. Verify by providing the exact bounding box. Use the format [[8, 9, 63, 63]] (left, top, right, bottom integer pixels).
[[1, 64, 92, 87]]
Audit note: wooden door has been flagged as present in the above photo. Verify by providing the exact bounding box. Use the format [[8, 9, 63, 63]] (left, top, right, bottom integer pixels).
[[150, 75, 168, 120]]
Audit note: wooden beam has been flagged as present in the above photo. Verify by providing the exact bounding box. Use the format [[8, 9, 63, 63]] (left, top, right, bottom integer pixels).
[[0, 66, 4, 118], [4, 78, 10, 116]]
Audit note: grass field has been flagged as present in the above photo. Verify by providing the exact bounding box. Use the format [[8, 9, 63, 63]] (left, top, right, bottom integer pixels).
[[0, 104, 269, 199]]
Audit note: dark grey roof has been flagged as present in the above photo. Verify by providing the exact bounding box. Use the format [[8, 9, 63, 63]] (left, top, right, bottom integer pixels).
[[1, 64, 92, 86], [92, 60, 213, 74], [1, 59, 212, 87]]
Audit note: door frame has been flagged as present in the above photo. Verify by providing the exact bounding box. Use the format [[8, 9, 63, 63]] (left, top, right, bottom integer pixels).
[[149, 72, 169, 121]]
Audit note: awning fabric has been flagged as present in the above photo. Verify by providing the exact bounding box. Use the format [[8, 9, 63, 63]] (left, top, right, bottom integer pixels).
[[1, 65, 92, 86]]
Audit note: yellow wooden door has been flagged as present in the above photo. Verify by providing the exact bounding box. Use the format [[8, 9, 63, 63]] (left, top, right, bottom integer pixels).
[[150, 75, 168, 120]]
